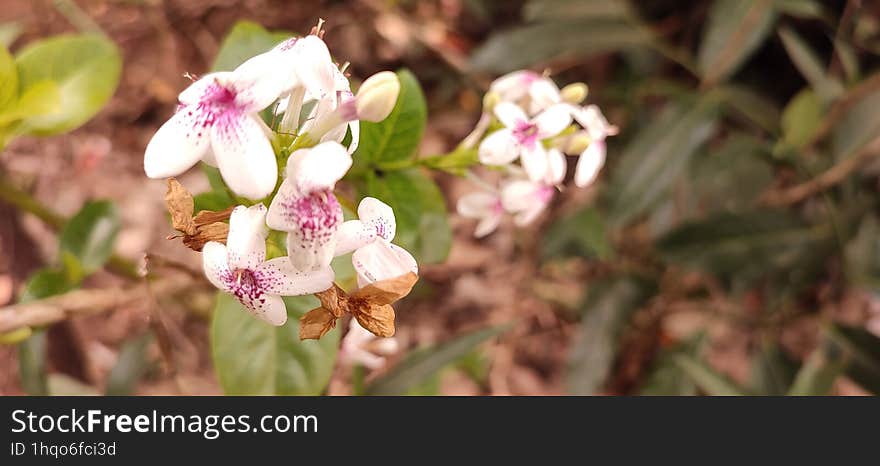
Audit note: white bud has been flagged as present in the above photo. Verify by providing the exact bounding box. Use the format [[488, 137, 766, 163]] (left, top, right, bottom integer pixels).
[[562, 131, 592, 155], [355, 71, 400, 122], [561, 83, 588, 104]]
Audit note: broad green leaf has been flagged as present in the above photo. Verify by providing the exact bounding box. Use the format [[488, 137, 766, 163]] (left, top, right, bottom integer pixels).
[[827, 324, 880, 394], [717, 85, 781, 133], [787, 339, 845, 395], [688, 133, 773, 213], [750, 341, 798, 395], [607, 98, 717, 226], [0, 45, 16, 111], [365, 325, 508, 395], [357, 69, 426, 166], [365, 168, 451, 264], [639, 334, 704, 395], [105, 333, 153, 396], [778, 27, 844, 103], [471, 21, 648, 73], [657, 210, 835, 292], [211, 293, 339, 395], [0, 80, 61, 126], [675, 354, 750, 396], [212, 20, 291, 72], [541, 207, 611, 261], [523, 0, 632, 22], [831, 87, 880, 161], [698, 0, 777, 86], [15, 34, 121, 135], [567, 276, 656, 395], [192, 191, 234, 213], [59, 201, 120, 275], [778, 89, 821, 151]]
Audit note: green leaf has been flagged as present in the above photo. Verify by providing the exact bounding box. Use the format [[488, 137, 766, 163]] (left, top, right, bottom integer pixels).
[[827, 324, 880, 394], [639, 334, 704, 395], [657, 210, 835, 292], [364, 168, 451, 264], [105, 333, 153, 396], [0, 45, 16, 111], [778, 27, 844, 103], [15, 34, 121, 135], [567, 276, 656, 395], [787, 339, 845, 395], [0, 80, 62, 126], [471, 20, 647, 73], [778, 89, 822, 150], [688, 133, 773, 213], [19, 268, 75, 303], [607, 98, 717, 226], [365, 325, 509, 395], [541, 207, 611, 261], [750, 341, 798, 395], [831, 87, 880, 161], [59, 200, 120, 275], [523, 0, 633, 22], [775, 0, 827, 19], [675, 354, 750, 395], [357, 69, 426, 166], [211, 293, 339, 395], [212, 20, 291, 72], [698, 0, 777, 86], [18, 331, 48, 395], [717, 85, 781, 133]]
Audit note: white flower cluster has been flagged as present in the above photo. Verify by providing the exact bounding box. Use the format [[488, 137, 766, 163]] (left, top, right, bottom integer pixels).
[[143, 30, 416, 326], [457, 70, 618, 237]]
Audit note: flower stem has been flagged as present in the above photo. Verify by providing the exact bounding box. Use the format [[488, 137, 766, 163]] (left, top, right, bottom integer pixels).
[[0, 175, 142, 280]]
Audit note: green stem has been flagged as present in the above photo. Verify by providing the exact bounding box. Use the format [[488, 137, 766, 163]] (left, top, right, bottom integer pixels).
[[0, 176, 142, 280]]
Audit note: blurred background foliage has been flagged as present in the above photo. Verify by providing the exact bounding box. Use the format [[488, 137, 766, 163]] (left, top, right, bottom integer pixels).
[[2, 0, 880, 395]]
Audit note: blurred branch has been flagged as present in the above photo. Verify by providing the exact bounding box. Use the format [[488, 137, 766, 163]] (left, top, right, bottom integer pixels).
[[0, 278, 193, 334], [0, 175, 141, 280]]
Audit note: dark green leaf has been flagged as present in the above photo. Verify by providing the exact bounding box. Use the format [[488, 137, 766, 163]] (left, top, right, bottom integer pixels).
[[211, 293, 339, 395], [105, 333, 153, 396], [698, 0, 777, 86], [59, 200, 120, 275], [366, 325, 509, 395], [778, 27, 844, 103], [675, 354, 750, 395], [523, 0, 632, 22], [15, 34, 121, 135], [831, 87, 880, 161], [688, 133, 773, 213], [639, 334, 704, 395], [365, 168, 451, 264], [717, 85, 781, 133], [827, 323, 880, 394], [18, 331, 48, 395], [541, 207, 611, 261], [567, 276, 656, 395], [787, 338, 846, 395], [212, 21, 291, 72], [750, 341, 798, 395], [357, 69, 426, 166]]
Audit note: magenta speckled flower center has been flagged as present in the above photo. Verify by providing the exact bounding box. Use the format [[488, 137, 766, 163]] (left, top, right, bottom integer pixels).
[[282, 190, 342, 243], [513, 121, 539, 148], [228, 268, 266, 307]]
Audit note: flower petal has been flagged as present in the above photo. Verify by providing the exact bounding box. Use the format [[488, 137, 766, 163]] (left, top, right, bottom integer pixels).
[[347, 121, 360, 154], [266, 182, 343, 270], [286, 227, 338, 272], [546, 148, 567, 185], [501, 179, 539, 212], [226, 204, 268, 270], [574, 140, 606, 188], [520, 143, 549, 182], [286, 141, 352, 194], [144, 107, 210, 178], [474, 212, 502, 238], [494, 101, 528, 128], [528, 78, 561, 114], [533, 103, 572, 138], [178, 72, 233, 106], [353, 241, 418, 287], [231, 52, 291, 112], [358, 197, 396, 242], [293, 36, 336, 98], [256, 258, 334, 296], [242, 293, 288, 326], [334, 220, 375, 256], [456, 191, 499, 219], [571, 104, 618, 140], [490, 70, 537, 103], [210, 114, 278, 200], [202, 241, 233, 292], [478, 129, 519, 166]]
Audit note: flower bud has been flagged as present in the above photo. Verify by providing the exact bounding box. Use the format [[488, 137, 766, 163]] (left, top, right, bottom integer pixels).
[[563, 131, 592, 155], [355, 71, 400, 122], [561, 83, 589, 104]]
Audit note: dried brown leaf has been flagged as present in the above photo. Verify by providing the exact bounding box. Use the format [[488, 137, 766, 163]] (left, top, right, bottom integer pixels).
[[193, 207, 233, 226], [165, 178, 195, 235], [354, 304, 396, 338], [350, 272, 418, 305], [299, 307, 339, 340]]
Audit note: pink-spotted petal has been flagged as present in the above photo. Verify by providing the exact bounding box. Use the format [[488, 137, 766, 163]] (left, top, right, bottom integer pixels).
[[353, 241, 418, 287], [334, 220, 375, 257], [494, 102, 528, 128], [574, 140, 606, 188], [286, 228, 338, 272], [256, 258, 334, 296], [178, 72, 233, 106], [144, 106, 210, 178], [240, 293, 288, 326], [357, 197, 396, 242], [226, 205, 268, 271], [520, 143, 549, 183], [202, 241, 234, 292], [210, 114, 278, 200], [286, 141, 352, 194], [478, 129, 518, 166], [533, 103, 572, 138]]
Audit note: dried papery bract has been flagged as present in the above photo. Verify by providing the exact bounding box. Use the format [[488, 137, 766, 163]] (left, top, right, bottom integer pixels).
[[164, 178, 231, 251], [300, 271, 418, 340]]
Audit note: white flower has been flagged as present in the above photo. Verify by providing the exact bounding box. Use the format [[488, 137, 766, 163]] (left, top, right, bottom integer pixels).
[[143, 66, 283, 199], [339, 319, 398, 370], [334, 197, 418, 287], [267, 141, 352, 272], [202, 204, 334, 326], [500, 178, 557, 226], [490, 70, 561, 115], [570, 105, 618, 188], [478, 102, 571, 182], [457, 190, 504, 238], [305, 71, 400, 145]]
